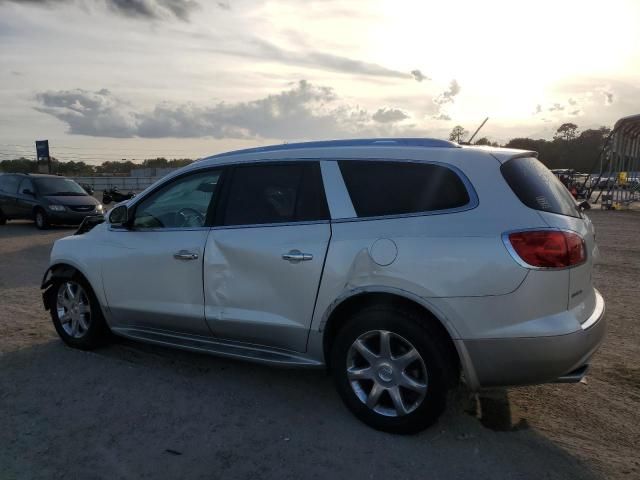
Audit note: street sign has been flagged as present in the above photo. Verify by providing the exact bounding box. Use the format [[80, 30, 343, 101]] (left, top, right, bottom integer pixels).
[[35, 140, 51, 173], [35, 140, 49, 160]]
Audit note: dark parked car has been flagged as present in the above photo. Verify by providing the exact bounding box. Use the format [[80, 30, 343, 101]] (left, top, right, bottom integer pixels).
[[0, 173, 104, 229]]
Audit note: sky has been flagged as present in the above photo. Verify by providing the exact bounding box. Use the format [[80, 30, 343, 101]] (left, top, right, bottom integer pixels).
[[1, 0, 639, 164]]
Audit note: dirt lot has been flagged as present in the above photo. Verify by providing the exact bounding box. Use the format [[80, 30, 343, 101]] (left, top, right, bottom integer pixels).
[[1, 210, 638, 480]]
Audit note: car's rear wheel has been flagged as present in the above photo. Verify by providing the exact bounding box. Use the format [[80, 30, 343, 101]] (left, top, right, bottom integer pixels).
[[331, 305, 453, 434], [0, 209, 6, 225], [35, 208, 49, 230], [48, 276, 110, 350]]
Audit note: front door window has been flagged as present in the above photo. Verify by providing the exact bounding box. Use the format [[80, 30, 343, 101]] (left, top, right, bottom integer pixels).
[[133, 170, 221, 229]]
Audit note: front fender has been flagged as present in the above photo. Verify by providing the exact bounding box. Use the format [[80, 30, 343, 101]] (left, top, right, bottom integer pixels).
[[42, 234, 108, 317]]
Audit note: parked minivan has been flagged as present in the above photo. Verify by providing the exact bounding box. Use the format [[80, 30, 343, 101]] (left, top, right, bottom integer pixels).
[[41, 139, 605, 433], [0, 173, 103, 229]]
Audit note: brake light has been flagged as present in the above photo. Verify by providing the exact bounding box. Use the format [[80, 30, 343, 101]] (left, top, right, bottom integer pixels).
[[505, 230, 586, 268]]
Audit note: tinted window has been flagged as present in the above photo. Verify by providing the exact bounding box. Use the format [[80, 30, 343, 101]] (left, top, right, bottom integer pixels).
[[18, 178, 35, 195], [0, 175, 20, 195], [221, 163, 328, 226], [34, 177, 86, 196], [501, 157, 579, 218], [133, 169, 221, 229], [338, 161, 470, 218]]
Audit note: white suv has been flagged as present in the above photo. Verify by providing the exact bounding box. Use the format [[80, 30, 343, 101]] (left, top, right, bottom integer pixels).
[[42, 138, 606, 433]]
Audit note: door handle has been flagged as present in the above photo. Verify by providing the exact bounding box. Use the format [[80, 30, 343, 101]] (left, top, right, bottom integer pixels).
[[282, 249, 313, 263], [174, 250, 199, 261]]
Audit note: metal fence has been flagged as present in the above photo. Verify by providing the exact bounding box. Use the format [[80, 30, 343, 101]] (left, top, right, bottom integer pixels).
[[71, 176, 160, 193]]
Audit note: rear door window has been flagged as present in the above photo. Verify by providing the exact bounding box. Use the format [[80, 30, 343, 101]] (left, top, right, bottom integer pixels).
[[338, 160, 471, 218], [220, 162, 329, 226], [500, 157, 579, 218]]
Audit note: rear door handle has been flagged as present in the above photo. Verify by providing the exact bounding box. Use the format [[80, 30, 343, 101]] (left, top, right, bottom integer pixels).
[[174, 250, 199, 261], [282, 249, 313, 263]]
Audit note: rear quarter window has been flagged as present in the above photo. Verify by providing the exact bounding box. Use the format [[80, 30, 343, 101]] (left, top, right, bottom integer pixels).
[[0, 175, 20, 195], [338, 160, 471, 218], [500, 157, 579, 218]]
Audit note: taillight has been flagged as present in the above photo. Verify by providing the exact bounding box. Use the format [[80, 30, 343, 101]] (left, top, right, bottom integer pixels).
[[504, 230, 586, 268]]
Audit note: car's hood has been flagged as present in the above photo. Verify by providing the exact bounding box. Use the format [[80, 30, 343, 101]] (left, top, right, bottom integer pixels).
[[44, 195, 99, 206]]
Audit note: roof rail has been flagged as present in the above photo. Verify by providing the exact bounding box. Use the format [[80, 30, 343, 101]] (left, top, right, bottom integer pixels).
[[207, 138, 459, 159]]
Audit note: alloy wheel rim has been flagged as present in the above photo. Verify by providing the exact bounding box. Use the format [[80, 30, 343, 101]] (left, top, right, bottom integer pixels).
[[36, 212, 43, 227], [56, 281, 91, 338], [346, 330, 428, 417]]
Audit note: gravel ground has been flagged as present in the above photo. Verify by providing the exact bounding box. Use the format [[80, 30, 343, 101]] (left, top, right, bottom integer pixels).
[[1, 210, 638, 480]]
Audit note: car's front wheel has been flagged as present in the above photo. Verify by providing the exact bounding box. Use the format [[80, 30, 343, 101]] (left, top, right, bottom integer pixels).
[[331, 305, 454, 434], [47, 276, 110, 350], [35, 208, 49, 230]]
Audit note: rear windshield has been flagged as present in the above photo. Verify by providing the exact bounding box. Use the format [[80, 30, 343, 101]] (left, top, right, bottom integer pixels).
[[501, 157, 579, 218]]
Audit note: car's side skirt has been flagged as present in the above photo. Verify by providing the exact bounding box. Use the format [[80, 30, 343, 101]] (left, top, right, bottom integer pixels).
[[110, 326, 324, 368]]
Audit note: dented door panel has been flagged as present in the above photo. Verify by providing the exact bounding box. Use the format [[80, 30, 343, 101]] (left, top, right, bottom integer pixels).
[[203, 223, 331, 352]]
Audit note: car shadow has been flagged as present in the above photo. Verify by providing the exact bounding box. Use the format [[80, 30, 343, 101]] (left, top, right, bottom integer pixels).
[[0, 339, 601, 480]]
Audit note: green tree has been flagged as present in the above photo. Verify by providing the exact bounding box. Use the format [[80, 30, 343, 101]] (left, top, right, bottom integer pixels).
[[554, 123, 579, 141], [448, 125, 468, 143], [0, 158, 37, 173]]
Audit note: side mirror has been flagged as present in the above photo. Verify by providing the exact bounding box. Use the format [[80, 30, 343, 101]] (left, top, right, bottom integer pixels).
[[578, 200, 591, 211], [22, 189, 34, 196], [109, 204, 129, 227]]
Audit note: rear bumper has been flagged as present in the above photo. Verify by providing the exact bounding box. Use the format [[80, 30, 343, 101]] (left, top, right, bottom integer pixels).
[[461, 289, 606, 388]]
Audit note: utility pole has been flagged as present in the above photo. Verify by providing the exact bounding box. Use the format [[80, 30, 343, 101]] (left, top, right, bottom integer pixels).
[[467, 117, 489, 145]]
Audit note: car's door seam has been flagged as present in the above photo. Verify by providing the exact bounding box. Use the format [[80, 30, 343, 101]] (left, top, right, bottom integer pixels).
[[305, 221, 332, 352]]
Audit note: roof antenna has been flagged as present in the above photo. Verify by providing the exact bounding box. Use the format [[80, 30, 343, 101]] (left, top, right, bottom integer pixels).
[[466, 117, 489, 145]]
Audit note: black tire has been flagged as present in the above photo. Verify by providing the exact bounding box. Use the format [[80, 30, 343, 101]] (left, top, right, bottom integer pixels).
[[34, 208, 49, 230], [47, 274, 110, 350], [330, 305, 455, 434], [0, 209, 6, 225]]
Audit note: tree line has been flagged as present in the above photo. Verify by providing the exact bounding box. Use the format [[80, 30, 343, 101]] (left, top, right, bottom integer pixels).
[[0, 157, 194, 176], [450, 122, 611, 172], [1, 123, 612, 175]]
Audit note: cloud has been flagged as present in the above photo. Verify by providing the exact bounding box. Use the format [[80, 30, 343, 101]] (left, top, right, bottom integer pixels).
[[35, 81, 422, 140], [548, 103, 565, 112], [434, 79, 461, 105], [35, 88, 138, 138], [372, 108, 408, 123], [209, 38, 416, 80], [570, 109, 581, 116], [0, 0, 201, 21], [430, 80, 460, 121], [535, 104, 542, 114], [568, 97, 577, 106], [107, 0, 199, 21], [410, 70, 430, 82]]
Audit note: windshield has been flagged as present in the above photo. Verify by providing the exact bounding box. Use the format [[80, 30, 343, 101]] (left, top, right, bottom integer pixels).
[[34, 177, 87, 196]]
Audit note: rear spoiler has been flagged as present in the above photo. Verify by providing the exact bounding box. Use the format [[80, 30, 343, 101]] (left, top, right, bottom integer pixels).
[[489, 150, 538, 164]]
